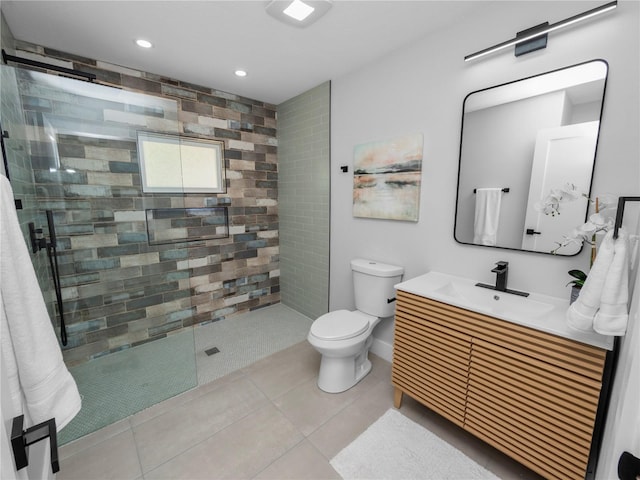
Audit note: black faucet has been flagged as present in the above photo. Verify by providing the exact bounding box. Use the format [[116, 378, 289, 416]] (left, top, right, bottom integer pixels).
[[491, 261, 508, 292], [476, 261, 529, 297]]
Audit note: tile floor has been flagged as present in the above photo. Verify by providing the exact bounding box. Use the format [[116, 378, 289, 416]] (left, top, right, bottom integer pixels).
[[58, 341, 542, 480]]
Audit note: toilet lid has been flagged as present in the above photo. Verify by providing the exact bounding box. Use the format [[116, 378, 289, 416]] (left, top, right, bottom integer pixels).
[[310, 310, 369, 341]]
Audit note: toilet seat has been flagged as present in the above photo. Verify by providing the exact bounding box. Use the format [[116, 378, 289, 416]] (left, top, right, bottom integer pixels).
[[310, 310, 369, 341]]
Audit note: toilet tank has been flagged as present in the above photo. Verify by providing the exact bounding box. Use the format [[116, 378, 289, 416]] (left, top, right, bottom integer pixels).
[[351, 259, 404, 318]]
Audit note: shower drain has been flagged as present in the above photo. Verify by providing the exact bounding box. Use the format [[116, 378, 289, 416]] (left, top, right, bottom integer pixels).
[[205, 346, 220, 356]]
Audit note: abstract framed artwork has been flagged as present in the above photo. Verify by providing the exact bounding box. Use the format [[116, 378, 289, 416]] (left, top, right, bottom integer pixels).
[[352, 133, 423, 221]]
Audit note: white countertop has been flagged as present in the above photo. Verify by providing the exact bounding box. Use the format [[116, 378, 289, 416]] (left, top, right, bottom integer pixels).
[[395, 271, 614, 351]]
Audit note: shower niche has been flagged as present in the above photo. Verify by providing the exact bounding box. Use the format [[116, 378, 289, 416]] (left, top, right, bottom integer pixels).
[[146, 207, 229, 245]]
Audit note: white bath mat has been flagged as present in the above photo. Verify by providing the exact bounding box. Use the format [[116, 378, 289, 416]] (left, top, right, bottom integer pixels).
[[330, 409, 500, 480]]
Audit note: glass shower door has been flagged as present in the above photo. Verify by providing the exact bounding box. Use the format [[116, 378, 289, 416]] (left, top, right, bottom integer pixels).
[[1, 65, 199, 444]]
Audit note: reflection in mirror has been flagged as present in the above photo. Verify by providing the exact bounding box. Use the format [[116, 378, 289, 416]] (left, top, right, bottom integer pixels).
[[454, 60, 608, 255]]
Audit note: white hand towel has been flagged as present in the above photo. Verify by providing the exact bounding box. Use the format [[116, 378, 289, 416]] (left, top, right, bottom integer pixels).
[[473, 188, 503, 246], [594, 228, 630, 335], [0, 175, 81, 431], [566, 230, 615, 332]]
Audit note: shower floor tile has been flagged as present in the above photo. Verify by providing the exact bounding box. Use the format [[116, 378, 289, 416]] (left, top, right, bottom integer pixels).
[[59, 329, 198, 445], [195, 303, 314, 385], [59, 303, 312, 445]]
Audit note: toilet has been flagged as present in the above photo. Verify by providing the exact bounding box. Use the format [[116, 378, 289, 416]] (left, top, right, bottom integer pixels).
[[307, 258, 404, 393]]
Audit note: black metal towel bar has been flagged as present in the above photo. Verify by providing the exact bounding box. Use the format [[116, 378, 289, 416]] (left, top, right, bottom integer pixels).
[[11, 415, 59, 474], [473, 187, 510, 193], [613, 196, 640, 239]]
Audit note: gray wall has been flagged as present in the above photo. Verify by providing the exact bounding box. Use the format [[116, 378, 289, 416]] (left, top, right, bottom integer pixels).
[[277, 82, 330, 320], [1, 11, 15, 55]]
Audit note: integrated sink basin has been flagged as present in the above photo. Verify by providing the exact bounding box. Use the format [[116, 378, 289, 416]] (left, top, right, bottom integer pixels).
[[395, 271, 614, 350], [433, 281, 554, 320]]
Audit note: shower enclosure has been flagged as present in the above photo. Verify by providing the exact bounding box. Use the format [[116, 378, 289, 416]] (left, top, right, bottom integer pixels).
[[1, 64, 221, 443]]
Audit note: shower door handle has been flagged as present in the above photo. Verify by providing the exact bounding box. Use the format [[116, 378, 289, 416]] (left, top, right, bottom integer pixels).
[[45, 210, 67, 346]]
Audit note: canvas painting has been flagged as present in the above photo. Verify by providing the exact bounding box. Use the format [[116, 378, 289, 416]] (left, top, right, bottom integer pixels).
[[353, 133, 423, 221]]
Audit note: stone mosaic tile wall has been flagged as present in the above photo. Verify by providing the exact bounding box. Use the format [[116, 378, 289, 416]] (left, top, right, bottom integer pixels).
[[8, 42, 279, 366]]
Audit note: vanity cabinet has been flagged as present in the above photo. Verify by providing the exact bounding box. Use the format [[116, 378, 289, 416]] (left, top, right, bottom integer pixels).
[[392, 290, 608, 480], [392, 298, 471, 427]]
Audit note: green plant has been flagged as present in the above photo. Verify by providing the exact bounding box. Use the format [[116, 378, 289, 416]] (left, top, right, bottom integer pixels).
[[567, 269, 587, 288]]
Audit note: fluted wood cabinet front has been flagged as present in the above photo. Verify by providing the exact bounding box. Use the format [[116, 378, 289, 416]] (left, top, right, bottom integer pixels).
[[392, 290, 608, 480], [392, 291, 471, 426]]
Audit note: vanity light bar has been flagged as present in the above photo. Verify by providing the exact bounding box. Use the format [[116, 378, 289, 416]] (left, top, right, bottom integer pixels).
[[465, 0, 617, 62]]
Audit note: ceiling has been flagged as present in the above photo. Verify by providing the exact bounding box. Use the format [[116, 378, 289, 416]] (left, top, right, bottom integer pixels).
[[1, 1, 487, 105]]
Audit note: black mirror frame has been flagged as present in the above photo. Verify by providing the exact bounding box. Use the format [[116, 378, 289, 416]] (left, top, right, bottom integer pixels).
[[453, 59, 609, 256]]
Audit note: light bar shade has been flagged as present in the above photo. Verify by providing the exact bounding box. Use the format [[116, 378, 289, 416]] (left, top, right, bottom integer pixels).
[[465, 1, 617, 62]]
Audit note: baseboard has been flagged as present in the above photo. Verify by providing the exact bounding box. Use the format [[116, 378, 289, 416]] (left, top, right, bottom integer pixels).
[[370, 337, 393, 363]]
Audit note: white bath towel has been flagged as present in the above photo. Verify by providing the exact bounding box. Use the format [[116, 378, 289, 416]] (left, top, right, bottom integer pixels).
[[594, 228, 630, 336], [473, 188, 502, 246], [0, 175, 81, 431], [566, 230, 616, 332]]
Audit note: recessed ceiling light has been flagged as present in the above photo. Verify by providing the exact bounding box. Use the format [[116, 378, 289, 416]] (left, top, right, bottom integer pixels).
[[135, 39, 153, 49], [284, 0, 314, 21], [235, 70, 248, 77]]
